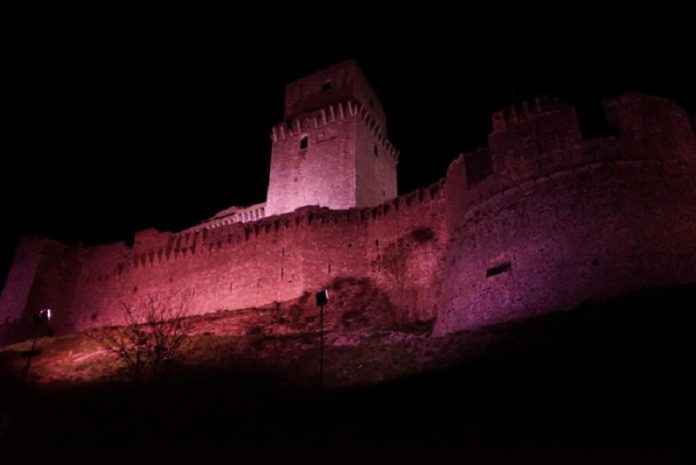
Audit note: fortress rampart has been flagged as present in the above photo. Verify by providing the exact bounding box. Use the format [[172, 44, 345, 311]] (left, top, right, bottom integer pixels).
[[2, 61, 695, 343], [437, 94, 696, 334]]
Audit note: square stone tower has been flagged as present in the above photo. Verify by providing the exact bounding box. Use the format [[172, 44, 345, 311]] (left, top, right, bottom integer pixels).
[[265, 60, 398, 217]]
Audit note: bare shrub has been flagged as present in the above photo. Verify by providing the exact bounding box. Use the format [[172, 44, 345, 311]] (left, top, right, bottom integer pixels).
[[94, 290, 193, 383]]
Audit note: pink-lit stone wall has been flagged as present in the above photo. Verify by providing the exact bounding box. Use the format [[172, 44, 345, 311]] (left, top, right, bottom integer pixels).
[[355, 105, 398, 208], [435, 94, 696, 334], [266, 60, 397, 217], [2, 92, 695, 343], [489, 96, 584, 179], [284, 60, 386, 127], [0, 238, 47, 326], [5, 185, 435, 334], [0, 238, 82, 338], [265, 104, 360, 216]]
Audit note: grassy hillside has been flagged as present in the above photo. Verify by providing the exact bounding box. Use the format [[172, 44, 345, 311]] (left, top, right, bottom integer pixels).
[[1, 284, 695, 464]]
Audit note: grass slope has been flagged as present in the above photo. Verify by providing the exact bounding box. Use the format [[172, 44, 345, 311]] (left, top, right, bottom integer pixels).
[[1, 284, 695, 464]]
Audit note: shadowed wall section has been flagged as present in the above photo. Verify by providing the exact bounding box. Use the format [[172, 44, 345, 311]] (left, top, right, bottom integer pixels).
[[436, 94, 696, 334]]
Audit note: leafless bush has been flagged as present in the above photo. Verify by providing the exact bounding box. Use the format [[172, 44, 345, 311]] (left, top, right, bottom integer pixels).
[[95, 290, 193, 382]]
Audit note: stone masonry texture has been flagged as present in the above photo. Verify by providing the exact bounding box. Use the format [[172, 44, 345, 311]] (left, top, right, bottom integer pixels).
[[1, 62, 695, 343]]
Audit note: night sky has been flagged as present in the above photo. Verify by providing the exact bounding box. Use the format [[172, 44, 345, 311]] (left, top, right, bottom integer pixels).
[[2, 3, 695, 280]]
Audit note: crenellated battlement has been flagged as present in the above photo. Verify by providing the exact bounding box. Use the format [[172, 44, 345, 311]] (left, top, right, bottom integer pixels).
[[603, 93, 696, 160], [120, 178, 445, 278], [354, 103, 400, 163], [2, 61, 696, 344], [271, 101, 354, 141], [266, 62, 398, 217], [491, 95, 565, 132], [487, 93, 696, 180], [184, 202, 267, 233], [270, 100, 399, 162], [490, 96, 578, 179]]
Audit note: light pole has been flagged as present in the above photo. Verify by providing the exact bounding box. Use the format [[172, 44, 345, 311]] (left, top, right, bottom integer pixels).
[[23, 309, 52, 383], [315, 290, 329, 387]]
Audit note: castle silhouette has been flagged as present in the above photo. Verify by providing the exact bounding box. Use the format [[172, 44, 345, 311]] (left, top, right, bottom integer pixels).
[[2, 60, 696, 343]]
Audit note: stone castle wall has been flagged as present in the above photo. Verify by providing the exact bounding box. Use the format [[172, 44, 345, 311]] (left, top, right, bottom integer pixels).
[[2, 93, 695, 341], [437, 94, 696, 334], [265, 61, 398, 217], [0, 178, 444, 335]]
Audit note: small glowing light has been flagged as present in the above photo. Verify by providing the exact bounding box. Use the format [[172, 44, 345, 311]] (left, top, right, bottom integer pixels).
[[35, 308, 52, 324]]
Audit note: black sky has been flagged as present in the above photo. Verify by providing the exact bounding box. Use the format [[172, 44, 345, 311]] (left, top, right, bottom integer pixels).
[[2, 3, 695, 279]]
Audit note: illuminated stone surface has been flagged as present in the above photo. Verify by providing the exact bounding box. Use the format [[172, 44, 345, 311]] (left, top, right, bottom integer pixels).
[[2, 63, 695, 342]]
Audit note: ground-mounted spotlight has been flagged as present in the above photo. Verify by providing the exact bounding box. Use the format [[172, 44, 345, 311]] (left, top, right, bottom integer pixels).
[[33, 308, 52, 326], [24, 309, 53, 382]]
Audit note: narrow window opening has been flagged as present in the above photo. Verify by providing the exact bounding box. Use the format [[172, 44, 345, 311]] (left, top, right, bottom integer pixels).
[[300, 135, 309, 150], [322, 81, 332, 92], [373, 144, 378, 157], [486, 262, 512, 278]]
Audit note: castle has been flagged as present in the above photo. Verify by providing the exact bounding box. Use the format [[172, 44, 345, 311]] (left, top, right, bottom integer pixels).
[[2, 60, 696, 343]]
